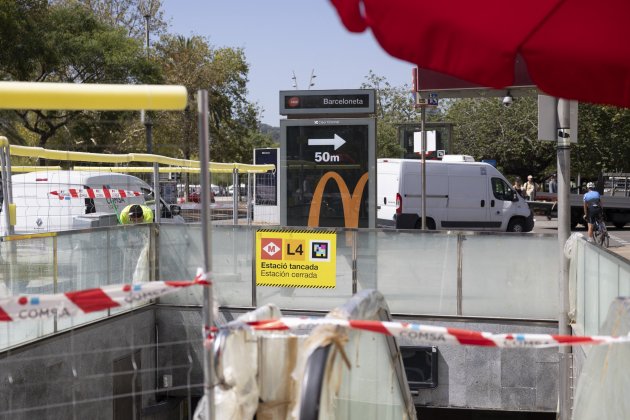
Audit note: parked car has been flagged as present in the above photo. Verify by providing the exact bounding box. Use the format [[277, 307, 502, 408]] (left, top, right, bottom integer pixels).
[[188, 190, 215, 203], [227, 183, 246, 196]]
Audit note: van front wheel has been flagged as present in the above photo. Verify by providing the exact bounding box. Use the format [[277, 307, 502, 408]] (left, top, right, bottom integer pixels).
[[414, 218, 436, 230], [507, 219, 526, 233]]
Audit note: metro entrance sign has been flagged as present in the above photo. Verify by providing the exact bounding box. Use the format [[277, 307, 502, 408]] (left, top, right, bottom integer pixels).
[[280, 89, 375, 116], [280, 89, 376, 229], [280, 117, 375, 228]]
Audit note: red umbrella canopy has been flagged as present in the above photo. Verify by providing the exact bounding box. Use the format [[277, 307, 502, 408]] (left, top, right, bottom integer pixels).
[[331, 0, 630, 107]]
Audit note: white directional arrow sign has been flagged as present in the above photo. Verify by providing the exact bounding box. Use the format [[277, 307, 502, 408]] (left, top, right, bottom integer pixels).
[[308, 134, 346, 150]]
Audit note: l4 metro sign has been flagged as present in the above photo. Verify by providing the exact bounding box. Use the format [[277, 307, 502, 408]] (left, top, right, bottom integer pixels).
[[256, 230, 337, 288]]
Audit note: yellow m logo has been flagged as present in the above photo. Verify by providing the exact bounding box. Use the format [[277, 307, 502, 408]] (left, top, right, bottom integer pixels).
[[307, 171, 369, 228]]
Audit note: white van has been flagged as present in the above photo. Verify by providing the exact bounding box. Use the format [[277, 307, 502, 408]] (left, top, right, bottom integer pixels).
[[3, 171, 184, 234], [377, 159, 534, 232]]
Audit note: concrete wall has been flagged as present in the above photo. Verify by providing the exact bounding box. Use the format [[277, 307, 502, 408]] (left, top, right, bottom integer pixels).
[[156, 308, 561, 412], [399, 319, 559, 413], [0, 306, 560, 418], [0, 308, 157, 420], [154, 306, 204, 398]]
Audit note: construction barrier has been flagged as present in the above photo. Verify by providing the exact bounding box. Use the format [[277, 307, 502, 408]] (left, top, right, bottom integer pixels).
[[0, 273, 209, 322], [236, 317, 630, 349]]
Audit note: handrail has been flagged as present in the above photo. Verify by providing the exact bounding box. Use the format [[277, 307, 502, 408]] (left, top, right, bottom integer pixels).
[[8, 145, 275, 173]]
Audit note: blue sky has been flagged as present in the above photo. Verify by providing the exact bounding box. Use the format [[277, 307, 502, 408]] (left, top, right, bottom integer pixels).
[[160, 0, 412, 126]]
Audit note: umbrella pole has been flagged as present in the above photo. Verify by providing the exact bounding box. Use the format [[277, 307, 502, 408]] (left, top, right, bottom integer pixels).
[[557, 98, 572, 420], [421, 106, 427, 230]]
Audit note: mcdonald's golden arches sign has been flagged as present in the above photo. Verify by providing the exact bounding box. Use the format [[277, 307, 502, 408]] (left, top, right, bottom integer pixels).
[[281, 116, 376, 228]]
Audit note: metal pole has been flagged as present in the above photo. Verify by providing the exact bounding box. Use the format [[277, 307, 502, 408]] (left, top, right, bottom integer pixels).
[[153, 162, 160, 223], [144, 115, 153, 152], [351, 230, 358, 294], [456, 233, 464, 316], [246, 172, 252, 225], [0, 144, 12, 236], [232, 168, 239, 225], [4, 144, 13, 211], [421, 106, 427, 230], [198, 90, 214, 419], [557, 98, 572, 420], [144, 14, 150, 60]]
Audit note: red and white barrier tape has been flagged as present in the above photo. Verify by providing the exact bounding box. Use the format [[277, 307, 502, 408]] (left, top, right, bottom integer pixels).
[[236, 317, 630, 349], [0, 272, 210, 322], [49, 188, 142, 200]]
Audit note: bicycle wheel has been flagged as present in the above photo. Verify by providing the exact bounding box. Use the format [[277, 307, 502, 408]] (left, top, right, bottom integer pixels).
[[594, 227, 603, 245], [595, 222, 608, 247], [602, 226, 610, 248]]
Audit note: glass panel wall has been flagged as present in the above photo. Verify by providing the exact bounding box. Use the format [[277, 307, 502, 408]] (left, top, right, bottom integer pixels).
[[375, 230, 458, 315], [461, 234, 558, 318], [572, 239, 630, 337], [0, 236, 55, 347]]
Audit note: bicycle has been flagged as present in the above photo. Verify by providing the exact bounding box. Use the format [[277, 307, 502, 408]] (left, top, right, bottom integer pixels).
[[592, 213, 610, 248]]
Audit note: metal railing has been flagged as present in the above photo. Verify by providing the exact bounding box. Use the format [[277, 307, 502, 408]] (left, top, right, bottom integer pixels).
[[5, 223, 630, 353], [0, 224, 155, 350], [158, 224, 560, 320], [569, 234, 630, 337]]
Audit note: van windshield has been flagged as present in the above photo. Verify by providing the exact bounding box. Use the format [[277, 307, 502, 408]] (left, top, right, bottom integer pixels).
[[491, 178, 515, 201], [141, 187, 153, 202]]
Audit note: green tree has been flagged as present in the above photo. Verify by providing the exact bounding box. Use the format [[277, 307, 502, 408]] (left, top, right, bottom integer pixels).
[[445, 96, 630, 183], [573, 104, 630, 179], [52, 0, 168, 41], [361, 71, 415, 157], [153, 35, 274, 162], [445, 96, 556, 180], [0, 1, 159, 150]]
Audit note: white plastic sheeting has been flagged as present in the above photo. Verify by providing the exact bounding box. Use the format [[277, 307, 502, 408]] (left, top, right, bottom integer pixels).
[[193, 304, 284, 420], [258, 334, 305, 419], [565, 232, 583, 324]]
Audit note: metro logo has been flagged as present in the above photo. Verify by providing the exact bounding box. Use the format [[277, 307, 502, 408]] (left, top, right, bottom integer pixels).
[[261, 238, 283, 260]]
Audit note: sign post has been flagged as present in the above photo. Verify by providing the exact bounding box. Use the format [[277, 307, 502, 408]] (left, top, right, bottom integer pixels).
[[414, 90, 439, 230], [279, 89, 376, 229]]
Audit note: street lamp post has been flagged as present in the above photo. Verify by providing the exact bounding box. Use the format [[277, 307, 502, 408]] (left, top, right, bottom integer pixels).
[[143, 12, 160, 221], [143, 13, 152, 155], [144, 13, 150, 60], [291, 70, 317, 90]]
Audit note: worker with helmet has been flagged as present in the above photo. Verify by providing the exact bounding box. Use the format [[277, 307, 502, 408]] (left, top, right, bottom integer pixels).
[[120, 204, 154, 224]]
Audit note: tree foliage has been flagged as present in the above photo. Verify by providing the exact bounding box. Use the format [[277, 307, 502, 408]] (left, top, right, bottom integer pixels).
[[361, 71, 417, 158], [573, 104, 630, 178], [152, 35, 274, 162], [0, 1, 158, 149], [52, 0, 168, 41], [445, 97, 630, 182], [444, 96, 555, 180]]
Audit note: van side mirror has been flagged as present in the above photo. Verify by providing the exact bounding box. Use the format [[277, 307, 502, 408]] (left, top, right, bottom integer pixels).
[[170, 204, 181, 216], [512, 191, 519, 202]]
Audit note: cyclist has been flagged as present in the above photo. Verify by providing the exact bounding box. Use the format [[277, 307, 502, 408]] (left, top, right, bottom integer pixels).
[[583, 182, 603, 242]]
